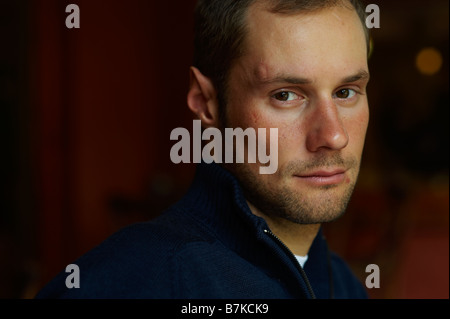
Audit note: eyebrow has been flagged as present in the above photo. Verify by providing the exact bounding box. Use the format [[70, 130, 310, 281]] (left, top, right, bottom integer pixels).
[[342, 70, 370, 83], [257, 69, 370, 86]]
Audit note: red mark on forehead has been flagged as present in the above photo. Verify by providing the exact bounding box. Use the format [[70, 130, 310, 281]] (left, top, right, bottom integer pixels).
[[254, 61, 270, 82]]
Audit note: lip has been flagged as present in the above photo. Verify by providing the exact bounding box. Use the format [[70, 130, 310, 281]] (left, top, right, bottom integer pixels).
[[294, 169, 347, 186]]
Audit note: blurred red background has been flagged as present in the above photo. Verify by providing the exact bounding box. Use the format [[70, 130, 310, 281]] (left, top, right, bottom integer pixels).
[[0, 0, 448, 299]]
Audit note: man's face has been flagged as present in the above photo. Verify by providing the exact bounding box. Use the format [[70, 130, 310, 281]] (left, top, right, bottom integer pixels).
[[223, 3, 370, 224]]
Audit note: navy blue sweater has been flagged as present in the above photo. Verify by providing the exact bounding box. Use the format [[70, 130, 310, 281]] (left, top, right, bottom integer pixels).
[[36, 162, 368, 299]]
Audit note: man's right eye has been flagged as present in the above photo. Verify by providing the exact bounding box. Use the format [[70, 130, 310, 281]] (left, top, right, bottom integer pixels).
[[272, 91, 299, 101]]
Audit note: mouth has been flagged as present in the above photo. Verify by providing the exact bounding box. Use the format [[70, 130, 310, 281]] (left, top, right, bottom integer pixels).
[[294, 169, 347, 186]]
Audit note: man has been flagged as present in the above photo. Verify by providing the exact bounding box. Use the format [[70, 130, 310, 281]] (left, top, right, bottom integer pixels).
[[37, 0, 370, 299]]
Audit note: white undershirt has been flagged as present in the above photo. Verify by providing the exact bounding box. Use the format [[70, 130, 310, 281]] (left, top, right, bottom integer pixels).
[[295, 255, 308, 268]]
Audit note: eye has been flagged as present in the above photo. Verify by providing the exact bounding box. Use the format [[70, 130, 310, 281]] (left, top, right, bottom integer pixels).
[[335, 88, 356, 99], [272, 91, 299, 101]]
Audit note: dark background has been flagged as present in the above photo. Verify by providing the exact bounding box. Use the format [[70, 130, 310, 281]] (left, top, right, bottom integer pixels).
[[0, 0, 448, 299]]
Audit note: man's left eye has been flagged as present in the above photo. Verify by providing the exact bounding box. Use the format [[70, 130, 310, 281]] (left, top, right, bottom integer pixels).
[[335, 88, 356, 99]]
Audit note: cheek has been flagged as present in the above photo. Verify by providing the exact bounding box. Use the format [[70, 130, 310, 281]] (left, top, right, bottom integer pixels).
[[345, 106, 369, 150], [232, 106, 272, 129], [250, 110, 262, 126], [355, 107, 369, 136], [226, 98, 259, 127]]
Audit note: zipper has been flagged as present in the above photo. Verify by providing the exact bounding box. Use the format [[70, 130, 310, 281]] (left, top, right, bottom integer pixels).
[[263, 229, 316, 299]]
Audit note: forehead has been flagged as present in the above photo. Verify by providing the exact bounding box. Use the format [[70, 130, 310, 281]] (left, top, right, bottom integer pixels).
[[238, 3, 368, 82]]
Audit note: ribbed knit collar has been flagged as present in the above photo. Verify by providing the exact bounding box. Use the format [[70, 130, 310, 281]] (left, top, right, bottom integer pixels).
[[180, 162, 270, 235], [175, 162, 331, 298]]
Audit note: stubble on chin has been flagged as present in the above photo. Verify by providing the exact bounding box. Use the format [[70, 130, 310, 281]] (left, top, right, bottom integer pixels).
[[230, 153, 360, 225]]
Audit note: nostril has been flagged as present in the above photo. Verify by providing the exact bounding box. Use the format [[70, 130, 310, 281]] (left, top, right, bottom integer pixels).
[[332, 129, 349, 149], [305, 119, 349, 152]]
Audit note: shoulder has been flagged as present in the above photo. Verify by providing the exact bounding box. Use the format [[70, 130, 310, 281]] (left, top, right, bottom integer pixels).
[[329, 252, 369, 299], [35, 208, 217, 298]]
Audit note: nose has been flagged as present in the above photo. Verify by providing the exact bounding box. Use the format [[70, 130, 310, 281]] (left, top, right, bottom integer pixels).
[[305, 98, 349, 152]]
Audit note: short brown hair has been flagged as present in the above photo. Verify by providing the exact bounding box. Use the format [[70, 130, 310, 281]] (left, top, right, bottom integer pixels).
[[193, 0, 369, 115]]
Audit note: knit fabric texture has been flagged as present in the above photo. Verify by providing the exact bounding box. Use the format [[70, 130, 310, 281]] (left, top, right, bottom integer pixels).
[[36, 162, 368, 299]]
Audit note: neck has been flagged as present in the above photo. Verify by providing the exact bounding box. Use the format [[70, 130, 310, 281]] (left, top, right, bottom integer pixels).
[[247, 201, 320, 256]]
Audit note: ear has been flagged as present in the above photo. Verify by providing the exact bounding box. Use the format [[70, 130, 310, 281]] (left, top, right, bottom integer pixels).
[[187, 66, 220, 128]]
